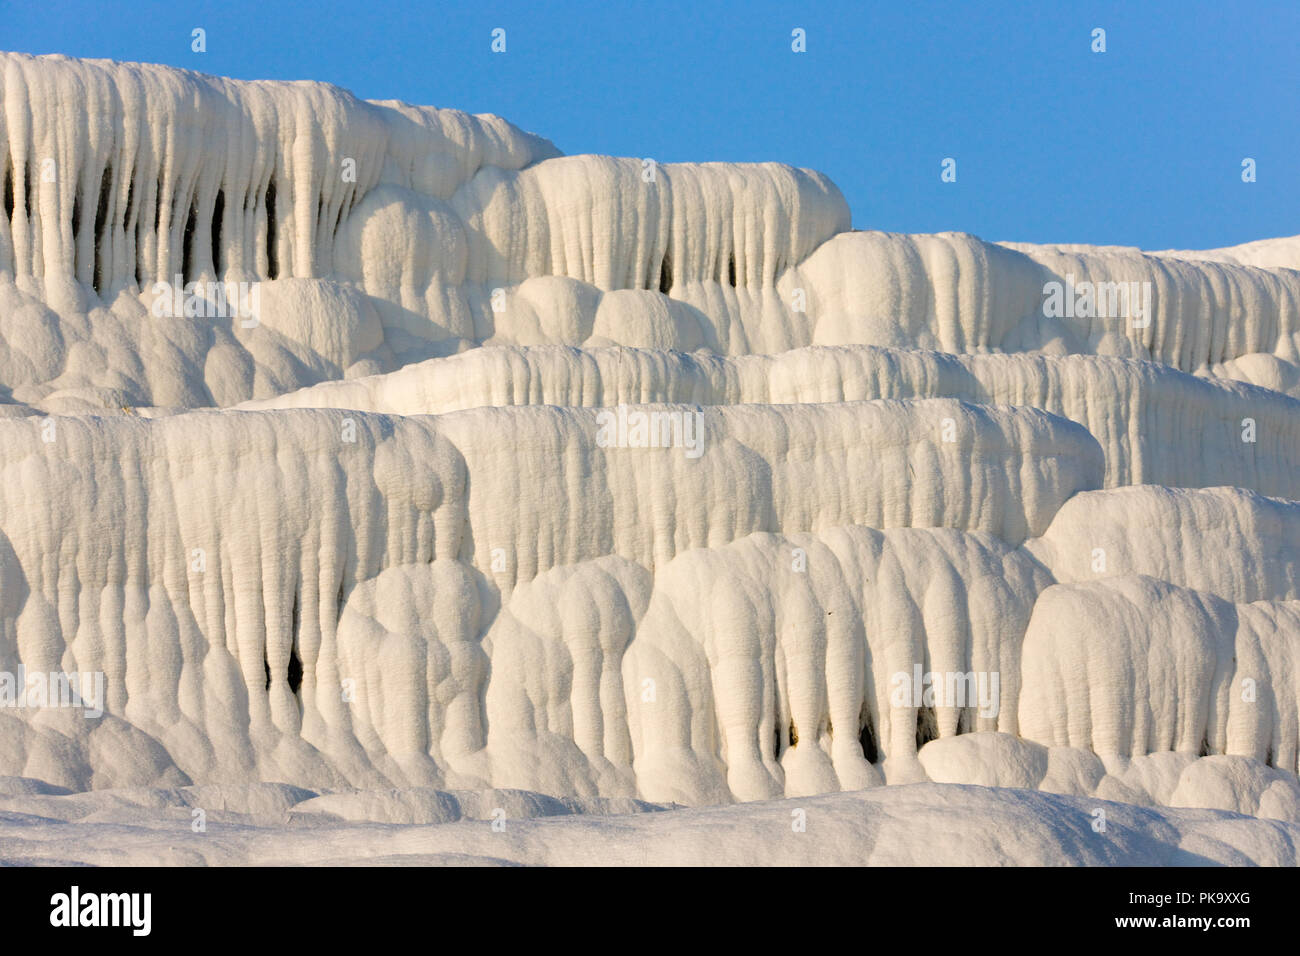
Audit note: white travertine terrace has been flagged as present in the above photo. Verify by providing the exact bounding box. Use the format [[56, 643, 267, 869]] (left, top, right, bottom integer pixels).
[[0, 51, 1297, 862], [243, 345, 1300, 499]]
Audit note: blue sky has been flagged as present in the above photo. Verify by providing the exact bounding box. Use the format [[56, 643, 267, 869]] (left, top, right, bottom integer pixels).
[[4, 0, 1296, 248]]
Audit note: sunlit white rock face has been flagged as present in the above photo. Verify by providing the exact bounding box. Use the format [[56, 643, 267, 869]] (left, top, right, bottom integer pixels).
[[0, 51, 1297, 862]]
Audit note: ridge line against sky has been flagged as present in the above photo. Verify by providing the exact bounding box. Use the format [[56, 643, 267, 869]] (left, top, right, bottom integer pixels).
[[4, 0, 1296, 250]]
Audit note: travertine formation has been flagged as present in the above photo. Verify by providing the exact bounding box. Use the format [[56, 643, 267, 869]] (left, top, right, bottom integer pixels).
[[0, 52, 1297, 849]]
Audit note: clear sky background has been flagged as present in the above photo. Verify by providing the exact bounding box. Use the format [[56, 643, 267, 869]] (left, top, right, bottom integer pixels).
[[3, 0, 1296, 249]]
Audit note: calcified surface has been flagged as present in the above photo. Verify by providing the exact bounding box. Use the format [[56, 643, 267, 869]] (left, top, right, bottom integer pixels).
[[0, 51, 1297, 865]]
